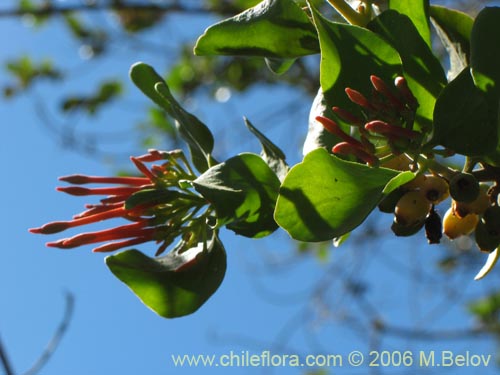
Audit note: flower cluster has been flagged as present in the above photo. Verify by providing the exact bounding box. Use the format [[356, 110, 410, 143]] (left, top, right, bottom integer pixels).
[[30, 149, 207, 255], [316, 75, 421, 166]]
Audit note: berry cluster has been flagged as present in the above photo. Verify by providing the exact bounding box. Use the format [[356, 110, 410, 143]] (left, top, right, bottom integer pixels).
[[316, 75, 421, 166], [382, 165, 500, 251]]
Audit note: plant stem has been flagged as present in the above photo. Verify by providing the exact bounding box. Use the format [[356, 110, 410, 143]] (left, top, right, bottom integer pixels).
[[326, 0, 369, 26], [417, 155, 456, 180], [0, 334, 14, 375]]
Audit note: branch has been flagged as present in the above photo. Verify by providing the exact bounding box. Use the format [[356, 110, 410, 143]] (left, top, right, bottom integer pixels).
[[22, 292, 75, 375], [377, 322, 489, 341], [0, 335, 15, 375], [0, 1, 217, 18]]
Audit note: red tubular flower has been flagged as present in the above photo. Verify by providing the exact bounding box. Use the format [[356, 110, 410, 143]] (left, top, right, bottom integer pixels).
[[365, 120, 420, 139], [370, 75, 405, 110], [332, 142, 379, 166], [316, 116, 364, 149], [29, 149, 197, 254], [345, 88, 376, 111], [331, 106, 364, 126]]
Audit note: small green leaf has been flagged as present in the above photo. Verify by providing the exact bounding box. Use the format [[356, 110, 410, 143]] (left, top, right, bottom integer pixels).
[[193, 153, 280, 238], [382, 171, 415, 194], [388, 0, 431, 47], [429, 5, 473, 80], [368, 10, 446, 131], [471, 7, 500, 97], [310, 5, 402, 122], [106, 231, 226, 318], [430, 68, 497, 156], [130, 62, 216, 172], [264, 57, 296, 75], [194, 0, 319, 58], [243, 118, 288, 181], [275, 148, 399, 242]]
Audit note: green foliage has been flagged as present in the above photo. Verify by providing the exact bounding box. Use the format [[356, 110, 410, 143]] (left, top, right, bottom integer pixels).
[[29, 0, 500, 318], [194, 0, 319, 59], [274, 148, 401, 242], [194, 153, 281, 238], [388, 0, 431, 47], [61, 80, 122, 115], [368, 10, 446, 130], [4, 55, 61, 97], [130, 62, 216, 173], [431, 68, 497, 156], [106, 230, 226, 318]]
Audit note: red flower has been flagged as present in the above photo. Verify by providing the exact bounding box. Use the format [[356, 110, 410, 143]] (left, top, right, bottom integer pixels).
[[30, 149, 204, 255]]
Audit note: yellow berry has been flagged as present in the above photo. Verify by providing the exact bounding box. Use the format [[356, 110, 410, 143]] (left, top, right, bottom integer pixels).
[[420, 175, 449, 204], [442, 207, 479, 239], [394, 191, 431, 226], [402, 173, 427, 190], [381, 154, 411, 171]]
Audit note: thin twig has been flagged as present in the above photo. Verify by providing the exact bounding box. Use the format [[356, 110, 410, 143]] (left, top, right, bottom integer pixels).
[[0, 2, 214, 18], [0, 335, 15, 375], [22, 292, 75, 375]]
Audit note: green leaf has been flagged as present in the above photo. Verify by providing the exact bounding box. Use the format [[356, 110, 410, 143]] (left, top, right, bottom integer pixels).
[[471, 7, 500, 97], [388, 0, 430, 47], [243, 118, 288, 182], [275, 148, 399, 242], [309, 5, 402, 123], [430, 68, 497, 156], [129, 62, 216, 172], [194, 0, 319, 58], [264, 57, 296, 75], [193, 153, 280, 238], [106, 231, 226, 318], [368, 10, 446, 131], [429, 5, 473, 80]]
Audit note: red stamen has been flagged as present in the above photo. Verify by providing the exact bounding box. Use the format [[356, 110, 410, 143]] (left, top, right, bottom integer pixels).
[[316, 116, 364, 149], [57, 186, 146, 196], [59, 174, 151, 186], [332, 142, 378, 166], [365, 120, 420, 139]]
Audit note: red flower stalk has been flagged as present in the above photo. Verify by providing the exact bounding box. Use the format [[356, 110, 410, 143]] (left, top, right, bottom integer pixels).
[[370, 75, 405, 110], [29, 149, 199, 254]]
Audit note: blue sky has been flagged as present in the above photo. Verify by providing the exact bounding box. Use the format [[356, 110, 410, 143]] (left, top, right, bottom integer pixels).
[[2, 1, 500, 374]]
